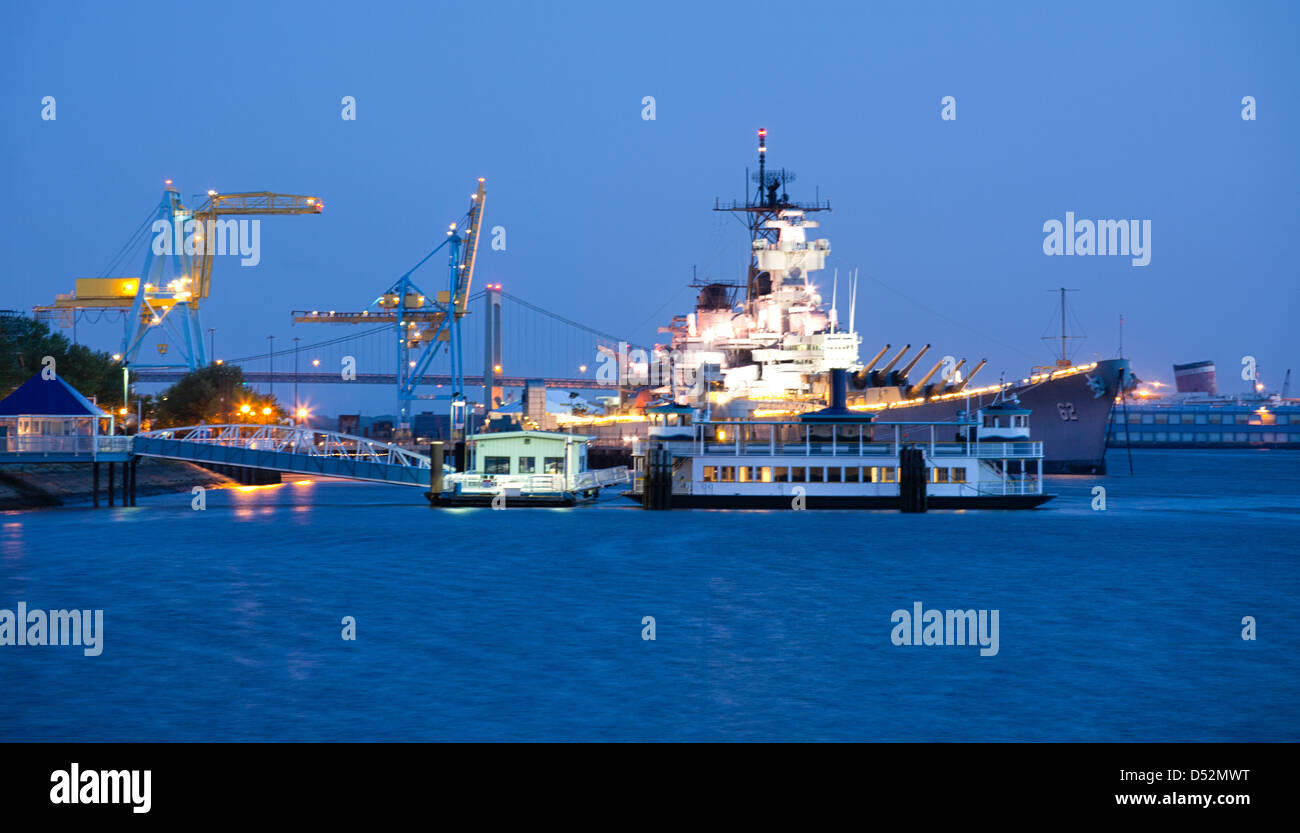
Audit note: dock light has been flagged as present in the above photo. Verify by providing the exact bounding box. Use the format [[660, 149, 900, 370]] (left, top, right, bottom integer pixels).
[[112, 353, 122, 361], [215, 359, 223, 365], [579, 365, 587, 373], [312, 358, 320, 367], [208, 190, 217, 196], [296, 408, 308, 419], [164, 179, 173, 185], [239, 404, 251, 414], [494, 365, 502, 373], [119, 407, 128, 415], [262, 407, 271, 416]]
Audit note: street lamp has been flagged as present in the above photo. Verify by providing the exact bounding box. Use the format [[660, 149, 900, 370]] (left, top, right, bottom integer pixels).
[[293, 336, 301, 423]]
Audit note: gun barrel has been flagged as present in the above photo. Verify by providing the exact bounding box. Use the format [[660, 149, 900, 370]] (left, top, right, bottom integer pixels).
[[879, 344, 912, 376], [953, 359, 987, 392], [908, 359, 946, 398], [898, 344, 932, 379], [861, 344, 891, 374]]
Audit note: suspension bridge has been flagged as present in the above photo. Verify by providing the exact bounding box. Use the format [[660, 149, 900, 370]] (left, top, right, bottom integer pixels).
[[128, 287, 651, 403]]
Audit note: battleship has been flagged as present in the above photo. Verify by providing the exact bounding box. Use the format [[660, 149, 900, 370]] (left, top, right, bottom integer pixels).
[[641, 129, 1133, 474]]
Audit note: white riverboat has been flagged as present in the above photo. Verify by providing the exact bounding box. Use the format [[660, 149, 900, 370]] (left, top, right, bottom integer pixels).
[[427, 430, 629, 507], [628, 371, 1051, 510]]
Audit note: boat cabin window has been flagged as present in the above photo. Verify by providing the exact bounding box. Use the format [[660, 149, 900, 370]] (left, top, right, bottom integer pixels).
[[484, 456, 510, 475], [1014, 415, 1027, 428], [983, 416, 999, 428], [518, 457, 536, 474], [544, 456, 564, 474]]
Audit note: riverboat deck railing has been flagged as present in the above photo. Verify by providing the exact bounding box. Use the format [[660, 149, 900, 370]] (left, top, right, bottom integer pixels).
[[634, 420, 1042, 460]]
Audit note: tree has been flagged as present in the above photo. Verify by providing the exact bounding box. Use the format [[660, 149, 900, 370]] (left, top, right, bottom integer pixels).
[[152, 364, 284, 427], [0, 315, 123, 406]]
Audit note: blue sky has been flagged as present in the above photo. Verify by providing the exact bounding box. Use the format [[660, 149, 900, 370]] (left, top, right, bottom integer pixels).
[[2, 0, 1297, 411]]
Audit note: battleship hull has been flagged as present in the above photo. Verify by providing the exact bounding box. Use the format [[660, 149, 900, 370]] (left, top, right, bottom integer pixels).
[[854, 359, 1131, 475]]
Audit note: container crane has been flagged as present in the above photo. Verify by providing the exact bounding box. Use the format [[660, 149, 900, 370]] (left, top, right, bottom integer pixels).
[[293, 178, 486, 434], [35, 181, 322, 372]]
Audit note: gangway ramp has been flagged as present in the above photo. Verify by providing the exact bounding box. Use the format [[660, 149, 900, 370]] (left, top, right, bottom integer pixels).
[[134, 425, 431, 487]]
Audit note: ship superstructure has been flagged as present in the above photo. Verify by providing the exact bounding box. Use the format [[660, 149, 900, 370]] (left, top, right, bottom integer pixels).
[[625, 129, 1134, 473]]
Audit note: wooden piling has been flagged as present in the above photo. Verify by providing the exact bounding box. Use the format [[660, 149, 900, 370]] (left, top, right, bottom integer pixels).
[[92, 462, 99, 508], [899, 445, 928, 513], [429, 442, 444, 499]]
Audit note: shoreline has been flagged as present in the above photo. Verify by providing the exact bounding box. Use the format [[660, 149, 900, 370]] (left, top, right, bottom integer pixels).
[[0, 459, 240, 510]]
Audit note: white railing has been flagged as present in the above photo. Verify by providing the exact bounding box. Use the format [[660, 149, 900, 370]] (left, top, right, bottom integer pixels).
[[0, 435, 133, 457], [445, 466, 629, 494], [136, 424, 430, 470], [683, 440, 1042, 459]]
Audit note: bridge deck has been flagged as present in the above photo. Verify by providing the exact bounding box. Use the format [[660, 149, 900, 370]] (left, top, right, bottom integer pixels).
[[134, 426, 432, 487]]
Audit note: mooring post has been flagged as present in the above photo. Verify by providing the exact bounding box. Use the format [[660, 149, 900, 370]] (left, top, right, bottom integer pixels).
[[122, 459, 130, 506], [129, 458, 138, 506], [429, 442, 444, 499], [107, 461, 115, 506], [92, 462, 100, 508]]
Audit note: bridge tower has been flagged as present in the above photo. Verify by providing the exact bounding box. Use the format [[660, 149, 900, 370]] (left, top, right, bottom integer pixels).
[[483, 284, 503, 409]]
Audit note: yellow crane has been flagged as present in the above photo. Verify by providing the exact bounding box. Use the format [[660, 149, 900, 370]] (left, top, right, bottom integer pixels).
[[36, 182, 322, 370]]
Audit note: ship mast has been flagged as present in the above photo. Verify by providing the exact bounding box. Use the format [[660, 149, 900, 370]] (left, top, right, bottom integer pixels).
[[1044, 287, 1081, 368], [714, 128, 831, 305]]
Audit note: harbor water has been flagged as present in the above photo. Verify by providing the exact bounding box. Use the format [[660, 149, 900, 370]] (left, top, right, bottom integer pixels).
[[2, 449, 1297, 741]]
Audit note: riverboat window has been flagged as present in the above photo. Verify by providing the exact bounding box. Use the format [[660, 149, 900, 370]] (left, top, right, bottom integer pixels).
[[720, 466, 735, 482], [758, 467, 773, 483], [544, 456, 564, 474], [790, 467, 806, 483], [703, 466, 717, 482], [932, 468, 950, 483], [1208, 414, 1221, 424], [1154, 414, 1167, 424], [826, 467, 842, 483], [844, 467, 860, 483], [875, 466, 897, 483], [518, 457, 536, 474], [1013, 416, 1027, 427], [1128, 413, 1141, 423], [738, 466, 752, 482], [774, 466, 789, 483], [951, 467, 967, 483], [485, 456, 510, 474], [809, 467, 823, 483]]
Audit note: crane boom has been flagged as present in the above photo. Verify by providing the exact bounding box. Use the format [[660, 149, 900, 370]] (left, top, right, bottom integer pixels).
[[191, 192, 323, 299], [454, 179, 486, 317]]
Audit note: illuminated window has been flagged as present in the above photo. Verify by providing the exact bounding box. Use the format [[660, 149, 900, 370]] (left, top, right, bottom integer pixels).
[[484, 456, 510, 474], [951, 467, 967, 483], [703, 466, 717, 482], [720, 466, 735, 482], [544, 457, 564, 474], [738, 466, 752, 483], [758, 466, 773, 483], [518, 457, 536, 474]]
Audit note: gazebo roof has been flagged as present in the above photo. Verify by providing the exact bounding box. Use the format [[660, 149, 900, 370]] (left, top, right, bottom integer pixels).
[[0, 373, 108, 417]]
